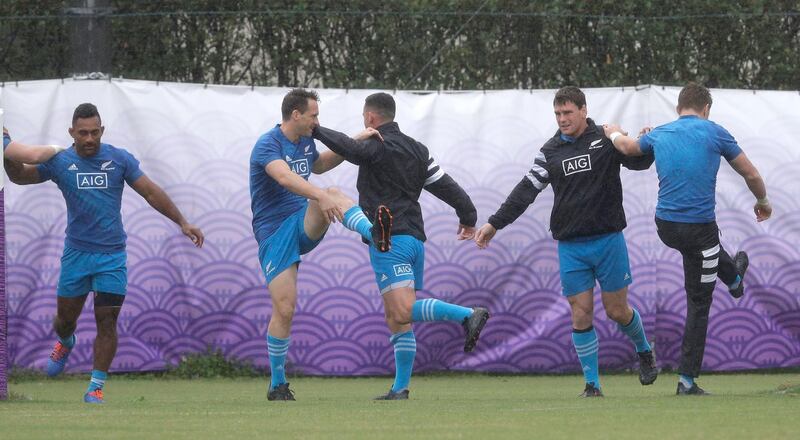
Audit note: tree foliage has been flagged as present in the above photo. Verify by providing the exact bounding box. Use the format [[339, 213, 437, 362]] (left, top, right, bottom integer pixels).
[[1, 0, 798, 90]]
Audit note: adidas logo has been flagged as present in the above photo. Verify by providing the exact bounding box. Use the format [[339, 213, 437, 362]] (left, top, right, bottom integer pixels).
[[68, 164, 78, 171], [380, 274, 389, 282]]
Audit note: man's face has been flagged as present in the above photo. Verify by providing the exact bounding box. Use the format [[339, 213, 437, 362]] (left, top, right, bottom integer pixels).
[[294, 99, 319, 136], [554, 101, 588, 138], [69, 116, 104, 156]]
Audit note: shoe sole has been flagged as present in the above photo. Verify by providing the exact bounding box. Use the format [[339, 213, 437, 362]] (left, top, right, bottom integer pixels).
[[730, 251, 749, 299], [464, 309, 490, 353], [375, 205, 393, 253]]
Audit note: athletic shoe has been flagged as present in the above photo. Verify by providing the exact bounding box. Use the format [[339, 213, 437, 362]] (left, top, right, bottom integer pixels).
[[638, 350, 658, 385], [374, 389, 409, 400], [462, 307, 490, 353], [676, 382, 709, 395], [83, 389, 104, 404], [579, 383, 604, 397], [729, 251, 749, 299], [267, 383, 296, 401], [46, 338, 74, 377], [371, 205, 393, 253]]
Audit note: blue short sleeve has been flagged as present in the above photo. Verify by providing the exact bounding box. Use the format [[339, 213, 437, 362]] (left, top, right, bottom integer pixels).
[[713, 124, 742, 161], [253, 137, 283, 168], [3, 131, 10, 151], [36, 161, 53, 182], [121, 150, 145, 185], [638, 131, 655, 154]]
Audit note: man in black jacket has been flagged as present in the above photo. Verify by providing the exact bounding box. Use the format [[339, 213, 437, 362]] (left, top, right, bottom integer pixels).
[[313, 92, 489, 400], [475, 86, 657, 397]]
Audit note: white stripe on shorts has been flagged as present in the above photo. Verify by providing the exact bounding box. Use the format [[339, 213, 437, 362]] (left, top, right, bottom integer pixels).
[[701, 244, 720, 258], [701, 273, 717, 283]]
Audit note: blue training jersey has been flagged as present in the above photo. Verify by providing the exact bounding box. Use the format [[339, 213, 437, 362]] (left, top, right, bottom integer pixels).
[[249, 124, 319, 242], [639, 115, 742, 223], [37, 143, 144, 252], [3, 130, 10, 151]]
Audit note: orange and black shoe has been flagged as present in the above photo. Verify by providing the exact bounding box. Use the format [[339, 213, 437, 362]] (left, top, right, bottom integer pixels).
[[46, 336, 75, 377], [84, 389, 104, 404], [371, 205, 393, 253]]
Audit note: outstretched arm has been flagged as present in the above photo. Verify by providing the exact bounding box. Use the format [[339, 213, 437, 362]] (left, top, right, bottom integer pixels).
[[3, 127, 65, 164], [312, 150, 346, 174], [312, 126, 383, 165], [4, 157, 43, 185], [5, 141, 65, 164], [130, 175, 204, 247], [265, 159, 343, 222], [728, 152, 771, 222], [425, 174, 478, 240], [603, 124, 644, 156]]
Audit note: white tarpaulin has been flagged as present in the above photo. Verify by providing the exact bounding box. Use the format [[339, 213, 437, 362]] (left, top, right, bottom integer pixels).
[[1, 80, 798, 374]]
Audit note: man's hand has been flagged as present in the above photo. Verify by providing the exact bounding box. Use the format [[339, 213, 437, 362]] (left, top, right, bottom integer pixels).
[[354, 127, 383, 142], [637, 126, 652, 138], [457, 224, 475, 240], [754, 201, 772, 222], [602, 123, 628, 138], [317, 190, 344, 223], [181, 223, 205, 248], [474, 223, 497, 249]]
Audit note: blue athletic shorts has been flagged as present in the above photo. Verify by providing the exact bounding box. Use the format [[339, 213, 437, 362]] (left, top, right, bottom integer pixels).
[[369, 235, 425, 294], [557, 231, 632, 296], [258, 205, 325, 285], [57, 247, 127, 297]]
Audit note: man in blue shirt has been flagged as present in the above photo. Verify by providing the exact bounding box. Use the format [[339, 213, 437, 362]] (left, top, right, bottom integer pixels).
[[605, 83, 771, 395], [4, 103, 204, 404], [250, 89, 357, 401]]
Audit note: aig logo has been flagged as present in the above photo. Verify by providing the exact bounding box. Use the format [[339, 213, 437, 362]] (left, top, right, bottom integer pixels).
[[290, 158, 310, 176], [393, 264, 413, 277], [562, 154, 592, 176], [77, 173, 108, 189]]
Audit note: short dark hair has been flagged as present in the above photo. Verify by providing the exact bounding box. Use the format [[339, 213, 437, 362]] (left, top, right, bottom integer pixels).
[[72, 103, 101, 126], [364, 92, 396, 120], [553, 86, 586, 109], [281, 88, 320, 120], [677, 83, 712, 112]]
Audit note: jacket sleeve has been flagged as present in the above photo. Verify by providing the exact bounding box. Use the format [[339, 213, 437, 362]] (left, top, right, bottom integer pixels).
[[422, 150, 477, 227], [619, 151, 655, 170], [312, 126, 383, 165], [487, 149, 550, 230]]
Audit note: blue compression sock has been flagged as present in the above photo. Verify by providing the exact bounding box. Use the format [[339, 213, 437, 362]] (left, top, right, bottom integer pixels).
[[411, 298, 472, 322], [267, 334, 290, 389], [390, 331, 416, 392], [618, 308, 652, 353], [343, 206, 373, 242], [59, 334, 76, 349], [572, 326, 601, 389], [87, 370, 107, 393]]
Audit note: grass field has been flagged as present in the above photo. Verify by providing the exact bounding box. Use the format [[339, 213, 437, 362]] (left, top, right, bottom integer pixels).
[[2, 373, 799, 439]]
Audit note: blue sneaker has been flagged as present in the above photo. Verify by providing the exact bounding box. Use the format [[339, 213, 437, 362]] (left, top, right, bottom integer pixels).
[[46, 338, 74, 377], [84, 389, 104, 404]]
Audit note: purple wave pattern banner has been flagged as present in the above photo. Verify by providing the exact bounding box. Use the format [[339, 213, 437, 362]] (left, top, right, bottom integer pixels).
[[1, 82, 799, 376]]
